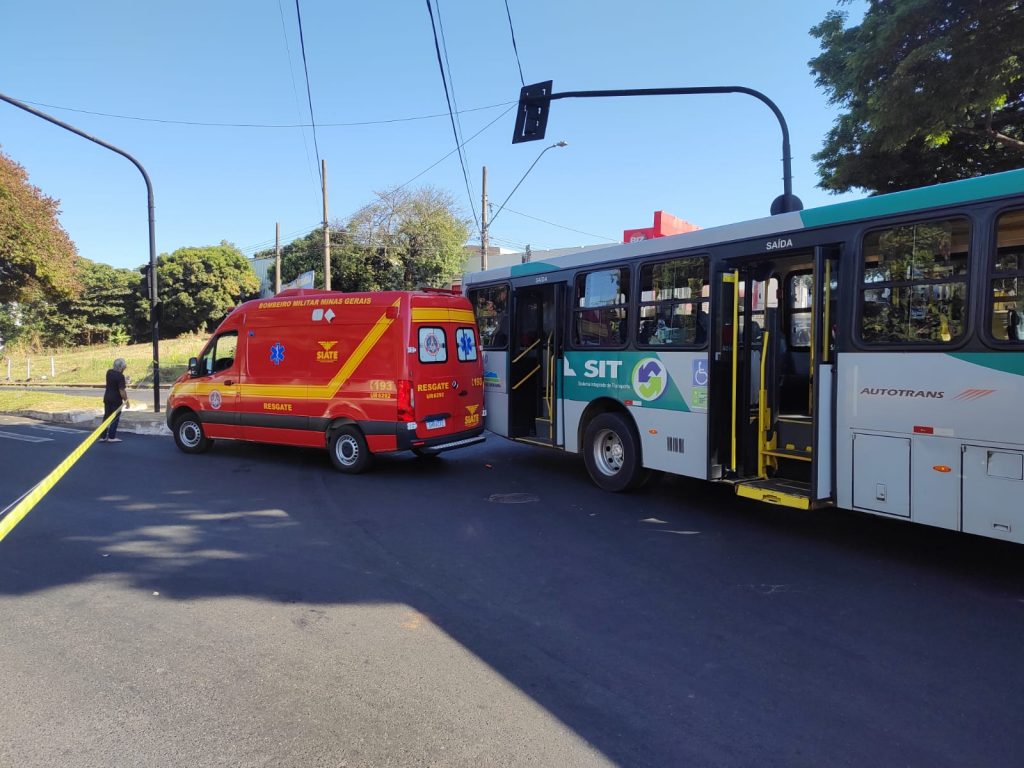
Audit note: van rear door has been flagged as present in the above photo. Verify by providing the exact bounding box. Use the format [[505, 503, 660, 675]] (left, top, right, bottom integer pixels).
[[411, 302, 484, 439]]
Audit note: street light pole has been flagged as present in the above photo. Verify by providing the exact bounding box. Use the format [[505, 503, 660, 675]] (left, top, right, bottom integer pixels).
[[489, 141, 568, 230], [0, 92, 162, 412]]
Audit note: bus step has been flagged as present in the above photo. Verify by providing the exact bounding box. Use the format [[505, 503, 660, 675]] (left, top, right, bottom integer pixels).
[[534, 417, 553, 440], [763, 447, 813, 462], [775, 417, 813, 455], [735, 478, 811, 510]]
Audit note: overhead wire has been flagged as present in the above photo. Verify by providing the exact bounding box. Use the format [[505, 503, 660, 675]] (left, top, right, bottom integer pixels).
[[434, 0, 474, 206], [397, 103, 516, 190], [293, 0, 323, 186], [503, 0, 526, 86], [425, 0, 480, 234], [499, 207, 617, 243], [277, 0, 319, 207], [13, 98, 516, 129]]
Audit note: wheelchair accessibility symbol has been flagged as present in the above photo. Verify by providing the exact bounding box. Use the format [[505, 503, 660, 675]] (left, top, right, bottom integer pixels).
[[692, 359, 709, 387]]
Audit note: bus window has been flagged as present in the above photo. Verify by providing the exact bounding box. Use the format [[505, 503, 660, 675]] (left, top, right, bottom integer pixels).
[[637, 256, 709, 346], [990, 209, 1024, 343], [573, 267, 629, 347], [859, 218, 970, 344], [468, 284, 509, 348], [788, 272, 813, 348]]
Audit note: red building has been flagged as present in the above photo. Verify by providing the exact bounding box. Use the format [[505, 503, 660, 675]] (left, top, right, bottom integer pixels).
[[623, 211, 699, 243]]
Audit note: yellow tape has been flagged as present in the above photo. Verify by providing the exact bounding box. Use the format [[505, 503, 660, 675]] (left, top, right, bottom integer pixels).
[[0, 407, 121, 544]]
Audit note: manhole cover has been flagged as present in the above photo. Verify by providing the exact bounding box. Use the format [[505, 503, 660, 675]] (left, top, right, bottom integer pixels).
[[488, 493, 539, 504]]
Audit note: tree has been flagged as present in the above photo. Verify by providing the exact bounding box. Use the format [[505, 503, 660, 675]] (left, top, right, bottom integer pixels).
[[260, 186, 470, 293], [158, 243, 260, 336], [809, 1, 1024, 194], [348, 186, 470, 290], [0, 147, 80, 302]]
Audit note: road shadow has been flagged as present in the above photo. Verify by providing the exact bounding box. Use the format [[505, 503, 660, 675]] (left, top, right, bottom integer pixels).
[[2, 432, 1023, 767]]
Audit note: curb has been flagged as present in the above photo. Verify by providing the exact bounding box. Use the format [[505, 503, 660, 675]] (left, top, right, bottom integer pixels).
[[14, 409, 171, 436]]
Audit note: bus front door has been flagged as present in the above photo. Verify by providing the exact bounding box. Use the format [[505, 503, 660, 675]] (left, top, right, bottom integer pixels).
[[508, 283, 561, 445]]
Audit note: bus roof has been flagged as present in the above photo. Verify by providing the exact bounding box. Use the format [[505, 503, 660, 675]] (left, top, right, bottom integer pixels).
[[463, 167, 1024, 284]]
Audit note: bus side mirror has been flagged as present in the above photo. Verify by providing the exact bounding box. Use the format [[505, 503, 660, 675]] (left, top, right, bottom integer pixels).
[[188, 357, 199, 376]]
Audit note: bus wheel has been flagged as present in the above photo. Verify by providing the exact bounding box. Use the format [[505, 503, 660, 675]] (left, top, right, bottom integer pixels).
[[329, 425, 371, 474], [173, 412, 211, 454], [583, 412, 643, 492]]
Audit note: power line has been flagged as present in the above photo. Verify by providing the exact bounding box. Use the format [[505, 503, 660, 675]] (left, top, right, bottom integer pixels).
[[293, 0, 322, 186], [500, 207, 617, 242], [434, 0, 473, 206], [503, 0, 526, 86], [14, 98, 516, 129], [397, 103, 516, 190], [278, 0, 319, 207], [425, 0, 480, 234]]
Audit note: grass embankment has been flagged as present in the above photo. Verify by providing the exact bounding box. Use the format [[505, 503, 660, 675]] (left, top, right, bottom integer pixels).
[[2, 335, 207, 386], [0, 390, 100, 415]]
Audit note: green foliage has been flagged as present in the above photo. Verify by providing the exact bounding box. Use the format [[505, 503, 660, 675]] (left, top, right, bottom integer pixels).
[[259, 186, 470, 293], [0, 147, 80, 302], [157, 242, 261, 336], [809, 0, 1024, 194]]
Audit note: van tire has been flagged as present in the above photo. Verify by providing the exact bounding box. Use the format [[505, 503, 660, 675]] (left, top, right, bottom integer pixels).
[[329, 425, 371, 473], [582, 412, 643, 492], [173, 412, 211, 454]]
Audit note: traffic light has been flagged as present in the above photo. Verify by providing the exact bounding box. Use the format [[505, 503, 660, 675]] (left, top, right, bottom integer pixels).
[[512, 80, 554, 144], [140, 264, 151, 300]]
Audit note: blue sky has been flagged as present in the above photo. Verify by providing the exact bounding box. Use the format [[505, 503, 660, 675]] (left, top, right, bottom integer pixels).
[[1, 0, 866, 271]]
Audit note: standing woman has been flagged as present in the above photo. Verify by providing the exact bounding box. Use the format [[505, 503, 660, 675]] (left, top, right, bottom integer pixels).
[[100, 357, 130, 443]]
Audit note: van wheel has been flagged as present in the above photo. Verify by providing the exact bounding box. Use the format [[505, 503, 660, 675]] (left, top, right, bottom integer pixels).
[[329, 425, 371, 473], [173, 412, 211, 454], [582, 412, 643, 492]]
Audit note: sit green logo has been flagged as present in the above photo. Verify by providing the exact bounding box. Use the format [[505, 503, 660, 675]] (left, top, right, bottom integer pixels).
[[631, 357, 667, 401]]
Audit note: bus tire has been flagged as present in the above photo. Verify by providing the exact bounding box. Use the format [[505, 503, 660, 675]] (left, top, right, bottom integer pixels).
[[173, 412, 212, 454], [583, 412, 644, 492], [329, 425, 371, 474]]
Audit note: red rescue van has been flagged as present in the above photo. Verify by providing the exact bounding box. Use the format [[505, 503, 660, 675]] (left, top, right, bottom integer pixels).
[[166, 288, 486, 472]]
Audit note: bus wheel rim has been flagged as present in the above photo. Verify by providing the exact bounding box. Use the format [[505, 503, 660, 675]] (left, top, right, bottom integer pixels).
[[594, 428, 624, 475]]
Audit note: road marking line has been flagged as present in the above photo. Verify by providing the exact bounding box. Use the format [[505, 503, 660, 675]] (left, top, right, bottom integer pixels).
[[0, 430, 52, 443], [0, 408, 120, 543], [30, 425, 84, 435]]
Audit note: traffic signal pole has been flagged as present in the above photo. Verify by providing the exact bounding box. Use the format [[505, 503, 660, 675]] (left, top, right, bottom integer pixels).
[[512, 81, 802, 215]]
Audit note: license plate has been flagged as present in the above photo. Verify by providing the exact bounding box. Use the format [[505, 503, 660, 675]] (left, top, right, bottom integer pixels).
[[425, 419, 446, 430]]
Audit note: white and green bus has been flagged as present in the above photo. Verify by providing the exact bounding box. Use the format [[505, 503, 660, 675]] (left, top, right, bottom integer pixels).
[[462, 168, 1024, 545]]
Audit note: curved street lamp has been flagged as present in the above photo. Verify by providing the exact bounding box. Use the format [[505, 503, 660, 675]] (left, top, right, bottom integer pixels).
[[480, 141, 567, 271], [0, 91, 162, 412]]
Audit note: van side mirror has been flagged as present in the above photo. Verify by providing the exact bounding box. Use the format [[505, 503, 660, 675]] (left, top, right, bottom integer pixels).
[[188, 357, 199, 376]]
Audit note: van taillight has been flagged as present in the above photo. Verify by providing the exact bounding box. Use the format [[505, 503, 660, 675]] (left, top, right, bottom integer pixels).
[[397, 380, 415, 421]]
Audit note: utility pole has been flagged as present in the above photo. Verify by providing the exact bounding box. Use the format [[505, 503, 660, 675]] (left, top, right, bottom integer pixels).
[[322, 159, 331, 291], [480, 165, 489, 271], [275, 222, 281, 294]]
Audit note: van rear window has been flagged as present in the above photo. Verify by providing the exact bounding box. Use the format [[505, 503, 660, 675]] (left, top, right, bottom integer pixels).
[[455, 327, 478, 361], [418, 327, 448, 363]]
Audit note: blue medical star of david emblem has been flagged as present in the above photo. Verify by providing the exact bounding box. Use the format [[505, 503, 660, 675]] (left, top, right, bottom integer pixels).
[[458, 330, 476, 358], [270, 342, 286, 366]]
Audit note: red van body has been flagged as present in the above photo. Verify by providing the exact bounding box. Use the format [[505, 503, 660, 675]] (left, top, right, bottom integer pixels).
[[166, 289, 486, 472]]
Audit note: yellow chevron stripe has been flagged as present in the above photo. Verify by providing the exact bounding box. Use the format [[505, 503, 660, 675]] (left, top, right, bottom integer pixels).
[[411, 308, 476, 324]]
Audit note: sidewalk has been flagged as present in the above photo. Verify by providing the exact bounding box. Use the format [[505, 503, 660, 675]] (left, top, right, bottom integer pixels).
[[14, 405, 170, 436]]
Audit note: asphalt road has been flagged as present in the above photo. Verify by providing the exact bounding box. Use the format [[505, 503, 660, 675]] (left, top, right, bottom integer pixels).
[[1, 418, 1022, 768]]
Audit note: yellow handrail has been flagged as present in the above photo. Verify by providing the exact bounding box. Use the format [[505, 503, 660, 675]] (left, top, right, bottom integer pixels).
[[723, 270, 740, 472], [758, 330, 770, 479], [512, 365, 541, 391], [512, 337, 541, 364]]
